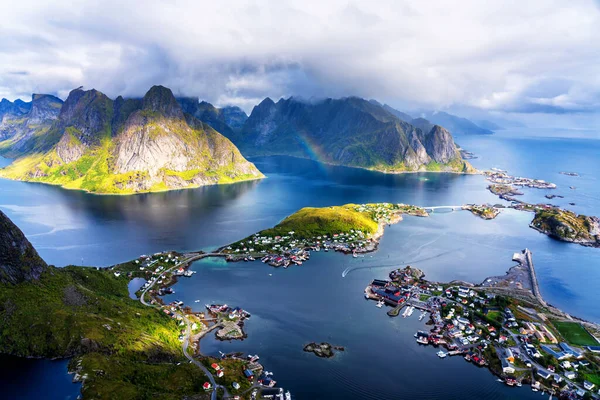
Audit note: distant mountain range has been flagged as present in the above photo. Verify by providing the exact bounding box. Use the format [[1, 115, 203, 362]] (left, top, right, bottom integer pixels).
[[0, 86, 263, 194], [188, 96, 474, 173]]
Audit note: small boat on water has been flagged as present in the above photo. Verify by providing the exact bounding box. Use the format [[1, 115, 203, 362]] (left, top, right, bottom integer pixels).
[[437, 351, 447, 358], [419, 311, 427, 321], [416, 336, 429, 345], [285, 391, 291, 400], [376, 300, 384, 308], [194, 300, 200, 303], [248, 256, 255, 261]]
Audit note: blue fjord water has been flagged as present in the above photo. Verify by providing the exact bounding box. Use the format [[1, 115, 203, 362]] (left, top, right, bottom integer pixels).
[[0, 132, 599, 399]]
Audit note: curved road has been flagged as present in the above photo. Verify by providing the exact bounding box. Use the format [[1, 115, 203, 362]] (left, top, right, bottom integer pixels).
[[139, 252, 228, 400]]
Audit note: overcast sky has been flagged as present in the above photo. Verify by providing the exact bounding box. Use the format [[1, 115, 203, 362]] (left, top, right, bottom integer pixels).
[[1, 0, 599, 128]]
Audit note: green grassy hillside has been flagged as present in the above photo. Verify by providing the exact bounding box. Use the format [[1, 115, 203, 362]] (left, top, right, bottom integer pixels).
[[0, 266, 209, 399]]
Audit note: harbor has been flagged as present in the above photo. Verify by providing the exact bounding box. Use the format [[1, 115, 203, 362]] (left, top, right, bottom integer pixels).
[[363, 255, 600, 399]]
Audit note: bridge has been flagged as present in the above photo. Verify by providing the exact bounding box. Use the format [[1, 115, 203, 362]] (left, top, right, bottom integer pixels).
[[422, 205, 464, 213]]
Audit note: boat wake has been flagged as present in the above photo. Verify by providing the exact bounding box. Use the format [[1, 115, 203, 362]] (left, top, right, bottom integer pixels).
[[341, 249, 460, 278]]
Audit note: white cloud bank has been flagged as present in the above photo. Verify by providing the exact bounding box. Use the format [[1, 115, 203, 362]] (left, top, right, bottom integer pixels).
[[1, 0, 599, 125]]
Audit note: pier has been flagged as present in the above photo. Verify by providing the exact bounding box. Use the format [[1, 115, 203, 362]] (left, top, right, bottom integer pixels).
[[513, 249, 546, 307]]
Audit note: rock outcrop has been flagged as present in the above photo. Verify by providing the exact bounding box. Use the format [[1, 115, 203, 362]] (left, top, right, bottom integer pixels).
[[0, 210, 48, 285]]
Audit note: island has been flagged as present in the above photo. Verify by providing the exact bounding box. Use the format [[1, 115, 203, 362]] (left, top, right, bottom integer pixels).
[[463, 204, 501, 220], [483, 169, 600, 249], [303, 342, 345, 358], [363, 250, 600, 396], [531, 208, 600, 248], [487, 184, 524, 198]]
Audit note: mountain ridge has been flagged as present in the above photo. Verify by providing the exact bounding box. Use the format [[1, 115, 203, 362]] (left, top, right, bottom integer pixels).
[[224, 96, 473, 173], [0, 86, 263, 194]]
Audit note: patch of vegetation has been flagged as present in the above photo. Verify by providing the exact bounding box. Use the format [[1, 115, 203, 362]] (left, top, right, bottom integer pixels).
[[257, 204, 380, 240], [552, 321, 598, 346], [531, 209, 598, 244], [0, 266, 210, 399]]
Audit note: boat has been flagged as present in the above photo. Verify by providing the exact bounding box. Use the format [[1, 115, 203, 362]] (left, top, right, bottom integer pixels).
[[376, 300, 384, 308], [419, 311, 427, 321], [248, 256, 255, 261], [437, 351, 447, 358], [416, 336, 429, 345], [285, 391, 291, 400], [352, 253, 357, 258], [532, 388, 539, 392], [194, 300, 200, 303]]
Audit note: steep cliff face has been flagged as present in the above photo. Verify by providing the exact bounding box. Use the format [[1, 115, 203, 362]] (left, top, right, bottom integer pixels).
[[0, 210, 48, 285], [0, 86, 263, 194], [0, 94, 63, 156], [237, 96, 471, 172], [221, 106, 248, 130], [176, 97, 247, 142]]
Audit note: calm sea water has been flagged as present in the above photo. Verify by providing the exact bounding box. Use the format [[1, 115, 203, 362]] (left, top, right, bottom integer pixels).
[[0, 132, 599, 399]]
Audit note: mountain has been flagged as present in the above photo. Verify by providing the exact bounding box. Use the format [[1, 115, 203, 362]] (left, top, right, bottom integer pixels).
[[382, 104, 414, 123], [0, 86, 263, 194], [475, 119, 504, 131], [0, 212, 211, 397], [177, 97, 239, 140], [221, 106, 248, 130], [234, 96, 473, 173], [423, 111, 493, 135], [0, 94, 64, 156], [0, 209, 48, 285], [0, 98, 31, 123]]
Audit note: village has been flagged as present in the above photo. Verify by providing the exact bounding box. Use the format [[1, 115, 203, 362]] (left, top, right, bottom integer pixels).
[[108, 251, 294, 400], [221, 203, 429, 268], [364, 254, 600, 399], [484, 169, 558, 190]]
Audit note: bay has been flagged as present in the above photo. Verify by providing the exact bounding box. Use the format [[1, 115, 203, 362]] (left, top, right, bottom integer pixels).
[[0, 131, 599, 399]]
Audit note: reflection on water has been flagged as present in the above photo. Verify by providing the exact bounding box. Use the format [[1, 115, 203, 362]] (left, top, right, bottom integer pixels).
[[1, 134, 600, 399]]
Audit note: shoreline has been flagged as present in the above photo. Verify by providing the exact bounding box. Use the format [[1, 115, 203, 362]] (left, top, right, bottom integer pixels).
[[248, 153, 479, 175], [0, 172, 265, 196], [364, 254, 600, 397]]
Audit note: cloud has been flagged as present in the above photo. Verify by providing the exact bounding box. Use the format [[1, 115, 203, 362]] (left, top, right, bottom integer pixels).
[[0, 0, 599, 121]]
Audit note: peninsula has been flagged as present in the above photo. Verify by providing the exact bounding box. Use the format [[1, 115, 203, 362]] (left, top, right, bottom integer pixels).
[[363, 250, 600, 397], [0, 210, 290, 399]]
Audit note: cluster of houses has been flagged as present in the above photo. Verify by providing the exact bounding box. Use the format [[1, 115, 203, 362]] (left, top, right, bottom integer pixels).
[[520, 321, 558, 343], [206, 304, 251, 321], [366, 268, 600, 398], [223, 203, 429, 266], [484, 170, 557, 190]]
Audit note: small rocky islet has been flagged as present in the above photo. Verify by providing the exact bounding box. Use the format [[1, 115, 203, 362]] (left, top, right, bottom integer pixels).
[[303, 342, 345, 358]]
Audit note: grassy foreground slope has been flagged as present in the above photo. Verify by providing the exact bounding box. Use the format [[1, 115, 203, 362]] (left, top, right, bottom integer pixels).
[[0, 266, 209, 399]]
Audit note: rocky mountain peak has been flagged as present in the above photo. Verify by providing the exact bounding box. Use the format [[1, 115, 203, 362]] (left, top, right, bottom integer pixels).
[[0, 210, 48, 285], [142, 85, 184, 119], [28, 94, 63, 123]]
